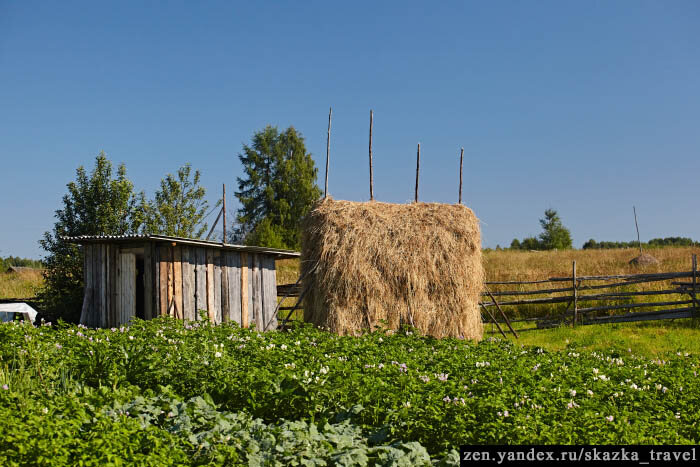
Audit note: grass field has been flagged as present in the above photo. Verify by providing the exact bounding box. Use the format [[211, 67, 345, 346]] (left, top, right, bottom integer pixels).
[[0, 269, 43, 300]]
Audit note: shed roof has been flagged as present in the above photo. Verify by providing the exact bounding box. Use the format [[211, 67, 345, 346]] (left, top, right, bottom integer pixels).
[[63, 234, 300, 259]]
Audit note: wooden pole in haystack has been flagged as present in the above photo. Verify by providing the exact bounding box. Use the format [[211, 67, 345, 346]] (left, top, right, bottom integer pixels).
[[458, 147, 464, 204], [222, 184, 226, 244], [415, 143, 420, 202], [369, 110, 374, 200], [325, 107, 332, 199], [634, 206, 642, 255]]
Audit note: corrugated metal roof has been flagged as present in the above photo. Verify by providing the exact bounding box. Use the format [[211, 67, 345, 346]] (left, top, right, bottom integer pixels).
[[62, 234, 300, 258]]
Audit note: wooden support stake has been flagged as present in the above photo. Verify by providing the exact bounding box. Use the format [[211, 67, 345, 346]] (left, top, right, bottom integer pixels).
[[222, 184, 226, 243], [573, 261, 578, 326], [483, 287, 519, 338], [480, 303, 507, 338], [325, 107, 332, 198], [692, 254, 698, 313], [240, 252, 248, 328], [369, 109, 374, 201], [634, 206, 642, 255], [458, 147, 464, 204], [206, 208, 223, 241], [414, 143, 420, 202]]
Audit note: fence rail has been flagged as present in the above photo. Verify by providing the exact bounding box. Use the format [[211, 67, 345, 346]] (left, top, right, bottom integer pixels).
[[278, 254, 700, 333]]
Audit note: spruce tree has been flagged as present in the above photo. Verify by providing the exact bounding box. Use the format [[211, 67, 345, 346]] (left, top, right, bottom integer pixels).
[[235, 125, 321, 249]]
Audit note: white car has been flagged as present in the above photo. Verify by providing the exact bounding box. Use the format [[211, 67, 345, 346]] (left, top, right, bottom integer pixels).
[[0, 303, 38, 323]]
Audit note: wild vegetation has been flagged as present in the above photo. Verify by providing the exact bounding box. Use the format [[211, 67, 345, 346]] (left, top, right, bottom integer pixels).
[[1, 318, 698, 465]]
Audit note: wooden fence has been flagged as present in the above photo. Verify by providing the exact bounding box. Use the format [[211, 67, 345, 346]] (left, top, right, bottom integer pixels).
[[277, 255, 700, 333]]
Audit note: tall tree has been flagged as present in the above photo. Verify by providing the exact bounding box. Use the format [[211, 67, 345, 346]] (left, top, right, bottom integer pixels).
[[538, 209, 573, 250], [235, 125, 321, 249], [38, 152, 142, 322], [141, 164, 212, 238]]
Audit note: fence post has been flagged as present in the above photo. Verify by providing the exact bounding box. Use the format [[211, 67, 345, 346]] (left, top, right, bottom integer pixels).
[[693, 254, 697, 316], [572, 261, 578, 326]]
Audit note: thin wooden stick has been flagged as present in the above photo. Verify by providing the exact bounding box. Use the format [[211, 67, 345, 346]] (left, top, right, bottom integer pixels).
[[415, 143, 420, 202], [483, 286, 518, 338], [206, 208, 223, 241], [634, 206, 642, 255], [479, 303, 507, 338], [692, 254, 699, 311], [369, 110, 374, 200], [222, 184, 226, 243], [458, 147, 464, 204], [325, 107, 332, 198]]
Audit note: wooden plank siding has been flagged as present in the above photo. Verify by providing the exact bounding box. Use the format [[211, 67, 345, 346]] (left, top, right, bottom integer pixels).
[[181, 247, 195, 321], [143, 243, 153, 320], [195, 247, 207, 320], [206, 249, 215, 322], [261, 256, 277, 331], [79, 241, 280, 329], [173, 246, 183, 320], [252, 254, 262, 330], [240, 252, 249, 328], [226, 251, 242, 325], [213, 250, 222, 323]]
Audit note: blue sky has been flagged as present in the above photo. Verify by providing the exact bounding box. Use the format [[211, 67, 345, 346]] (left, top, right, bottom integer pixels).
[[1, 1, 699, 258]]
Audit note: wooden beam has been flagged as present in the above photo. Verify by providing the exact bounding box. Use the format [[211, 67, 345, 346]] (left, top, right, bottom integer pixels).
[[240, 252, 249, 328], [458, 147, 464, 204], [206, 249, 215, 322], [368, 109, 374, 201], [325, 107, 332, 198], [414, 142, 420, 202]]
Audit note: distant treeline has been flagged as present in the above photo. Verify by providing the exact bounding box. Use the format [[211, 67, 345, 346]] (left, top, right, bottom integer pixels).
[[0, 256, 43, 270], [581, 237, 699, 250]]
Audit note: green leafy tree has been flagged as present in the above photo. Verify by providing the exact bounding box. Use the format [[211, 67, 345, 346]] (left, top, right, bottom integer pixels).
[[235, 125, 321, 249], [538, 209, 573, 250], [509, 238, 521, 250], [38, 152, 142, 323], [521, 236, 542, 251], [141, 164, 213, 239]]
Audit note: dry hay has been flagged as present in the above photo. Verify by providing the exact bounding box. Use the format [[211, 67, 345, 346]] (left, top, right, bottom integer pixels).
[[629, 253, 659, 266], [300, 198, 483, 340]]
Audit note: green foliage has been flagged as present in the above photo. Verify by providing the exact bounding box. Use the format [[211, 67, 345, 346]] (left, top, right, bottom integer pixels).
[[583, 237, 700, 250], [140, 164, 213, 239], [235, 125, 321, 250], [510, 209, 572, 250], [538, 209, 573, 250], [1, 318, 698, 466], [38, 152, 142, 323], [0, 256, 43, 271]]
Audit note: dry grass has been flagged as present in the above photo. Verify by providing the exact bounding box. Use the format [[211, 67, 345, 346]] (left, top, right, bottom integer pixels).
[[299, 198, 483, 339], [483, 247, 699, 282], [0, 269, 44, 299]]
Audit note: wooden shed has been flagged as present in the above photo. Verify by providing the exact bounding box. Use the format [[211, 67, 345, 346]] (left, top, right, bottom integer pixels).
[[64, 235, 300, 330]]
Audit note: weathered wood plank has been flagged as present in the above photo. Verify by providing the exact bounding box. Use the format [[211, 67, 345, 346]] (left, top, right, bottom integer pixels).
[[252, 254, 262, 330], [109, 245, 118, 327], [173, 246, 183, 320], [158, 246, 169, 317], [181, 247, 195, 321], [213, 250, 222, 324], [226, 252, 241, 325], [221, 251, 229, 323], [118, 252, 136, 325], [195, 247, 207, 320], [94, 243, 102, 328], [206, 249, 215, 322], [152, 246, 159, 318], [240, 252, 248, 328], [261, 255, 277, 330], [79, 245, 93, 325], [143, 243, 152, 320]]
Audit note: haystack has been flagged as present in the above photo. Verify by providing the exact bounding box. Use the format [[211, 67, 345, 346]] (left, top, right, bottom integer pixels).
[[629, 253, 659, 266], [300, 198, 483, 340]]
